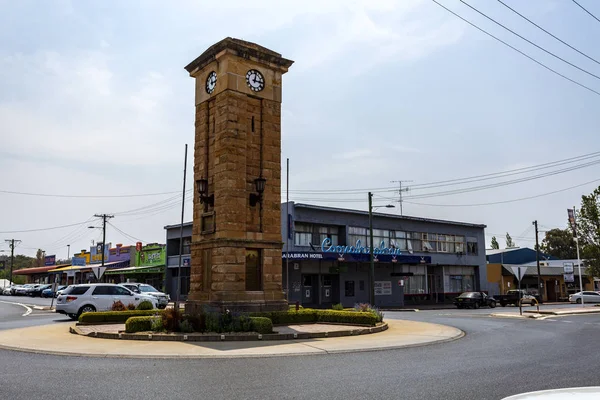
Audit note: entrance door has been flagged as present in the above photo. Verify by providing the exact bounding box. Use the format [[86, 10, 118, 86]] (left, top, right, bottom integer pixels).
[[302, 274, 317, 306], [546, 280, 557, 302], [427, 274, 438, 304], [321, 274, 333, 306]]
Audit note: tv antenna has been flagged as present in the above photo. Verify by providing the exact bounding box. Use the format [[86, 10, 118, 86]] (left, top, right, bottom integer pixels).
[[390, 180, 413, 216]]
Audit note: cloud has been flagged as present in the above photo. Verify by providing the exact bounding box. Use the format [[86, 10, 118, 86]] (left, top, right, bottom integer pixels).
[[332, 149, 373, 160]]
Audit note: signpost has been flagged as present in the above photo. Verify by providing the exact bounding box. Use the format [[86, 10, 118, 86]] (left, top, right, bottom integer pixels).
[[510, 266, 528, 315]]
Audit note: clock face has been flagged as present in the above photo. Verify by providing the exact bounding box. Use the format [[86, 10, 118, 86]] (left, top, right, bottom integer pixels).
[[205, 71, 217, 94], [245, 69, 265, 92]]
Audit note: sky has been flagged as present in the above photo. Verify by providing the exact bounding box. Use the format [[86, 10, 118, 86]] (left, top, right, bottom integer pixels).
[[1, 0, 600, 259]]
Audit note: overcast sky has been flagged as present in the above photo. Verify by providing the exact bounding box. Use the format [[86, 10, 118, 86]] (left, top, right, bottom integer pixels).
[[1, 0, 599, 259]]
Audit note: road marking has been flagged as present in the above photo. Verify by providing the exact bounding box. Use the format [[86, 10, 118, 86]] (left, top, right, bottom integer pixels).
[[0, 300, 33, 316]]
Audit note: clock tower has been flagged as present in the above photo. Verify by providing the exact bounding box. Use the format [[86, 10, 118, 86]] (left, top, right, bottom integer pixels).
[[184, 38, 293, 313]]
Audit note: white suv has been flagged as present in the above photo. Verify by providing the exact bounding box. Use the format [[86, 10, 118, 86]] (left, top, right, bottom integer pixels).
[[55, 284, 159, 320]]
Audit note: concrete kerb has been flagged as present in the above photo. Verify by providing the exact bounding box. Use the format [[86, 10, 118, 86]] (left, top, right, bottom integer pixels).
[[0, 319, 464, 359], [69, 323, 389, 342]]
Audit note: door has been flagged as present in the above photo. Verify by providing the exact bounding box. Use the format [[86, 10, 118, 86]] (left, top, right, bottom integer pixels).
[[546, 280, 557, 302], [91, 285, 116, 311], [321, 275, 333, 305], [427, 274, 438, 303], [583, 291, 600, 303], [302, 274, 316, 305], [112, 285, 137, 306]]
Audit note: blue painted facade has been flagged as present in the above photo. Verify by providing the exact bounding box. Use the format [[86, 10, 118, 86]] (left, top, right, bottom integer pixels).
[[486, 248, 556, 265]]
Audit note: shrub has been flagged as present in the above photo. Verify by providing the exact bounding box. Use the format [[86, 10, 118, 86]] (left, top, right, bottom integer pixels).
[[151, 317, 165, 332], [79, 310, 161, 324], [332, 303, 344, 311], [125, 316, 161, 333], [161, 306, 181, 332], [250, 309, 378, 326], [250, 317, 273, 334], [127, 303, 136, 310], [136, 300, 154, 310], [178, 319, 194, 333], [353, 303, 384, 323], [111, 300, 128, 312]]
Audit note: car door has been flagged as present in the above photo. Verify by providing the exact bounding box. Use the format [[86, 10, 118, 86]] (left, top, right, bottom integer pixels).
[[91, 285, 115, 311], [584, 292, 600, 303], [112, 285, 137, 306]]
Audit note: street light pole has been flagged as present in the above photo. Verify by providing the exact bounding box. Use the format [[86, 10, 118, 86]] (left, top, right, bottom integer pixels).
[[368, 192, 375, 306], [368, 193, 395, 307], [533, 220, 542, 302]]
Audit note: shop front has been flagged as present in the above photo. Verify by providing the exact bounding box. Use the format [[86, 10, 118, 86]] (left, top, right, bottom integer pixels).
[[105, 244, 166, 291]]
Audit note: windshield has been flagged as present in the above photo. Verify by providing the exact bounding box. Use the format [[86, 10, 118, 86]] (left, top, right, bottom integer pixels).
[[458, 292, 477, 298], [139, 285, 159, 293]]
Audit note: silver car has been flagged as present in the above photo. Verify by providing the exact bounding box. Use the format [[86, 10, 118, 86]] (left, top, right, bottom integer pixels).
[[569, 291, 600, 304], [119, 283, 170, 309]]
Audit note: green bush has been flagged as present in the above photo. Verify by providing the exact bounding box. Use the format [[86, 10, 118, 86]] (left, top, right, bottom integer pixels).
[[332, 303, 344, 311], [136, 300, 154, 310], [125, 316, 162, 333], [250, 317, 273, 334], [353, 303, 384, 323], [79, 310, 161, 324], [178, 319, 194, 333], [250, 309, 378, 326]]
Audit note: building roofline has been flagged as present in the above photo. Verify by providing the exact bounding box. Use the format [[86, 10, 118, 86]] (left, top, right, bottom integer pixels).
[[164, 221, 193, 230], [289, 202, 487, 229]]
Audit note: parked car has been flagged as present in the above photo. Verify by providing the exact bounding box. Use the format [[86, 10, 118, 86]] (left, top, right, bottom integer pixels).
[[55, 283, 159, 320], [119, 283, 170, 309], [1, 286, 13, 296], [494, 289, 540, 307], [28, 284, 52, 297], [569, 291, 600, 304], [14, 284, 35, 296], [453, 292, 497, 309], [41, 285, 68, 298]]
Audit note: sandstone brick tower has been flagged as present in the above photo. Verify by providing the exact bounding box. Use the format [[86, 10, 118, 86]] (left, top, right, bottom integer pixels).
[[184, 38, 293, 312]]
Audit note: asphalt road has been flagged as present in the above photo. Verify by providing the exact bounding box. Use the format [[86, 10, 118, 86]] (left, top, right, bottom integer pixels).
[[1, 300, 599, 400]]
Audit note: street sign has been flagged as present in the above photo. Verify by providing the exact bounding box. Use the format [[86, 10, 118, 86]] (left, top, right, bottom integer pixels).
[[510, 266, 528, 281], [92, 266, 107, 280], [563, 262, 574, 274]]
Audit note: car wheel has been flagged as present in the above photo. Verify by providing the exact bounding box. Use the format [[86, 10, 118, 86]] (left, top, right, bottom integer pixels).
[[78, 305, 96, 317], [158, 305, 167, 309], [490, 301, 496, 308], [576, 298, 582, 304], [474, 302, 480, 309]]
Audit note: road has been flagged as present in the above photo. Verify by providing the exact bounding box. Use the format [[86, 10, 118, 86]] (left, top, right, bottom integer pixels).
[[1, 299, 599, 400]]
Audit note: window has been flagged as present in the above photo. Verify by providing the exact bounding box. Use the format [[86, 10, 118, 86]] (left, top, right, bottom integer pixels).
[[182, 237, 191, 255], [467, 237, 478, 255], [390, 231, 407, 251], [422, 233, 435, 252], [455, 236, 465, 253], [114, 286, 132, 296], [245, 249, 262, 291], [409, 232, 421, 252], [372, 229, 389, 247], [294, 224, 313, 246], [322, 276, 332, 286], [449, 275, 474, 292], [92, 286, 112, 295], [63, 286, 90, 295], [318, 226, 339, 246], [303, 275, 312, 286], [345, 281, 355, 297], [348, 227, 367, 246], [404, 275, 426, 294]]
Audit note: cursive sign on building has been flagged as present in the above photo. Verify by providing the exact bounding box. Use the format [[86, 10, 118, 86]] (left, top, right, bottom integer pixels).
[[321, 238, 402, 256]]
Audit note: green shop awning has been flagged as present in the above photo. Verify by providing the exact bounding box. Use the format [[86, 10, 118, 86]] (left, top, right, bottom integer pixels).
[[105, 265, 165, 275]]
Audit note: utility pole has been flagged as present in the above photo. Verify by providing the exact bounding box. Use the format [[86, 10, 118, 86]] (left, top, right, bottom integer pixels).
[[93, 214, 114, 277], [533, 220, 542, 302], [390, 180, 412, 216], [4, 239, 21, 285], [368, 192, 375, 306], [67, 244, 70, 260], [175, 144, 188, 310]]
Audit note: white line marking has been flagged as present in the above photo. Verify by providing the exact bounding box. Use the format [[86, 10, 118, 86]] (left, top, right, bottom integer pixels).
[[0, 300, 33, 316]]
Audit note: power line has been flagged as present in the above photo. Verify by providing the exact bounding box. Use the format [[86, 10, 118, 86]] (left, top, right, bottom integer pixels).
[[403, 177, 600, 207], [459, 0, 600, 82], [0, 189, 180, 199], [496, 0, 600, 66], [108, 222, 150, 244], [0, 220, 96, 234], [288, 151, 600, 194], [572, 0, 600, 24], [430, 0, 600, 97]]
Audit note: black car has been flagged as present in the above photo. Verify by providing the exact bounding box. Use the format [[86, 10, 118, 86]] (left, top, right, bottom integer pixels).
[[28, 284, 52, 297], [453, 292, 497, 309]]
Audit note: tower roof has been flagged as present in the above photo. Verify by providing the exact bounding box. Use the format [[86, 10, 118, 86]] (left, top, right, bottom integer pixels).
[[185, 37, 294, 75]]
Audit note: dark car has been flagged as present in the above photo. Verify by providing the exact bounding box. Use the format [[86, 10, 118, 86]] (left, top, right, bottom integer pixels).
[[28, 284, 52, 297], [453, 292, 497, 309]]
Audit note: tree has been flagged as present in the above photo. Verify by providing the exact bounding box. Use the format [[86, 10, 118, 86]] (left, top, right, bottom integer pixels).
[[578, 186, 600, 277], [491, 236, 499, 249], [540, 228, 577, 259], [505, 233, 516, 248], [32, 249, 44, 268]]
